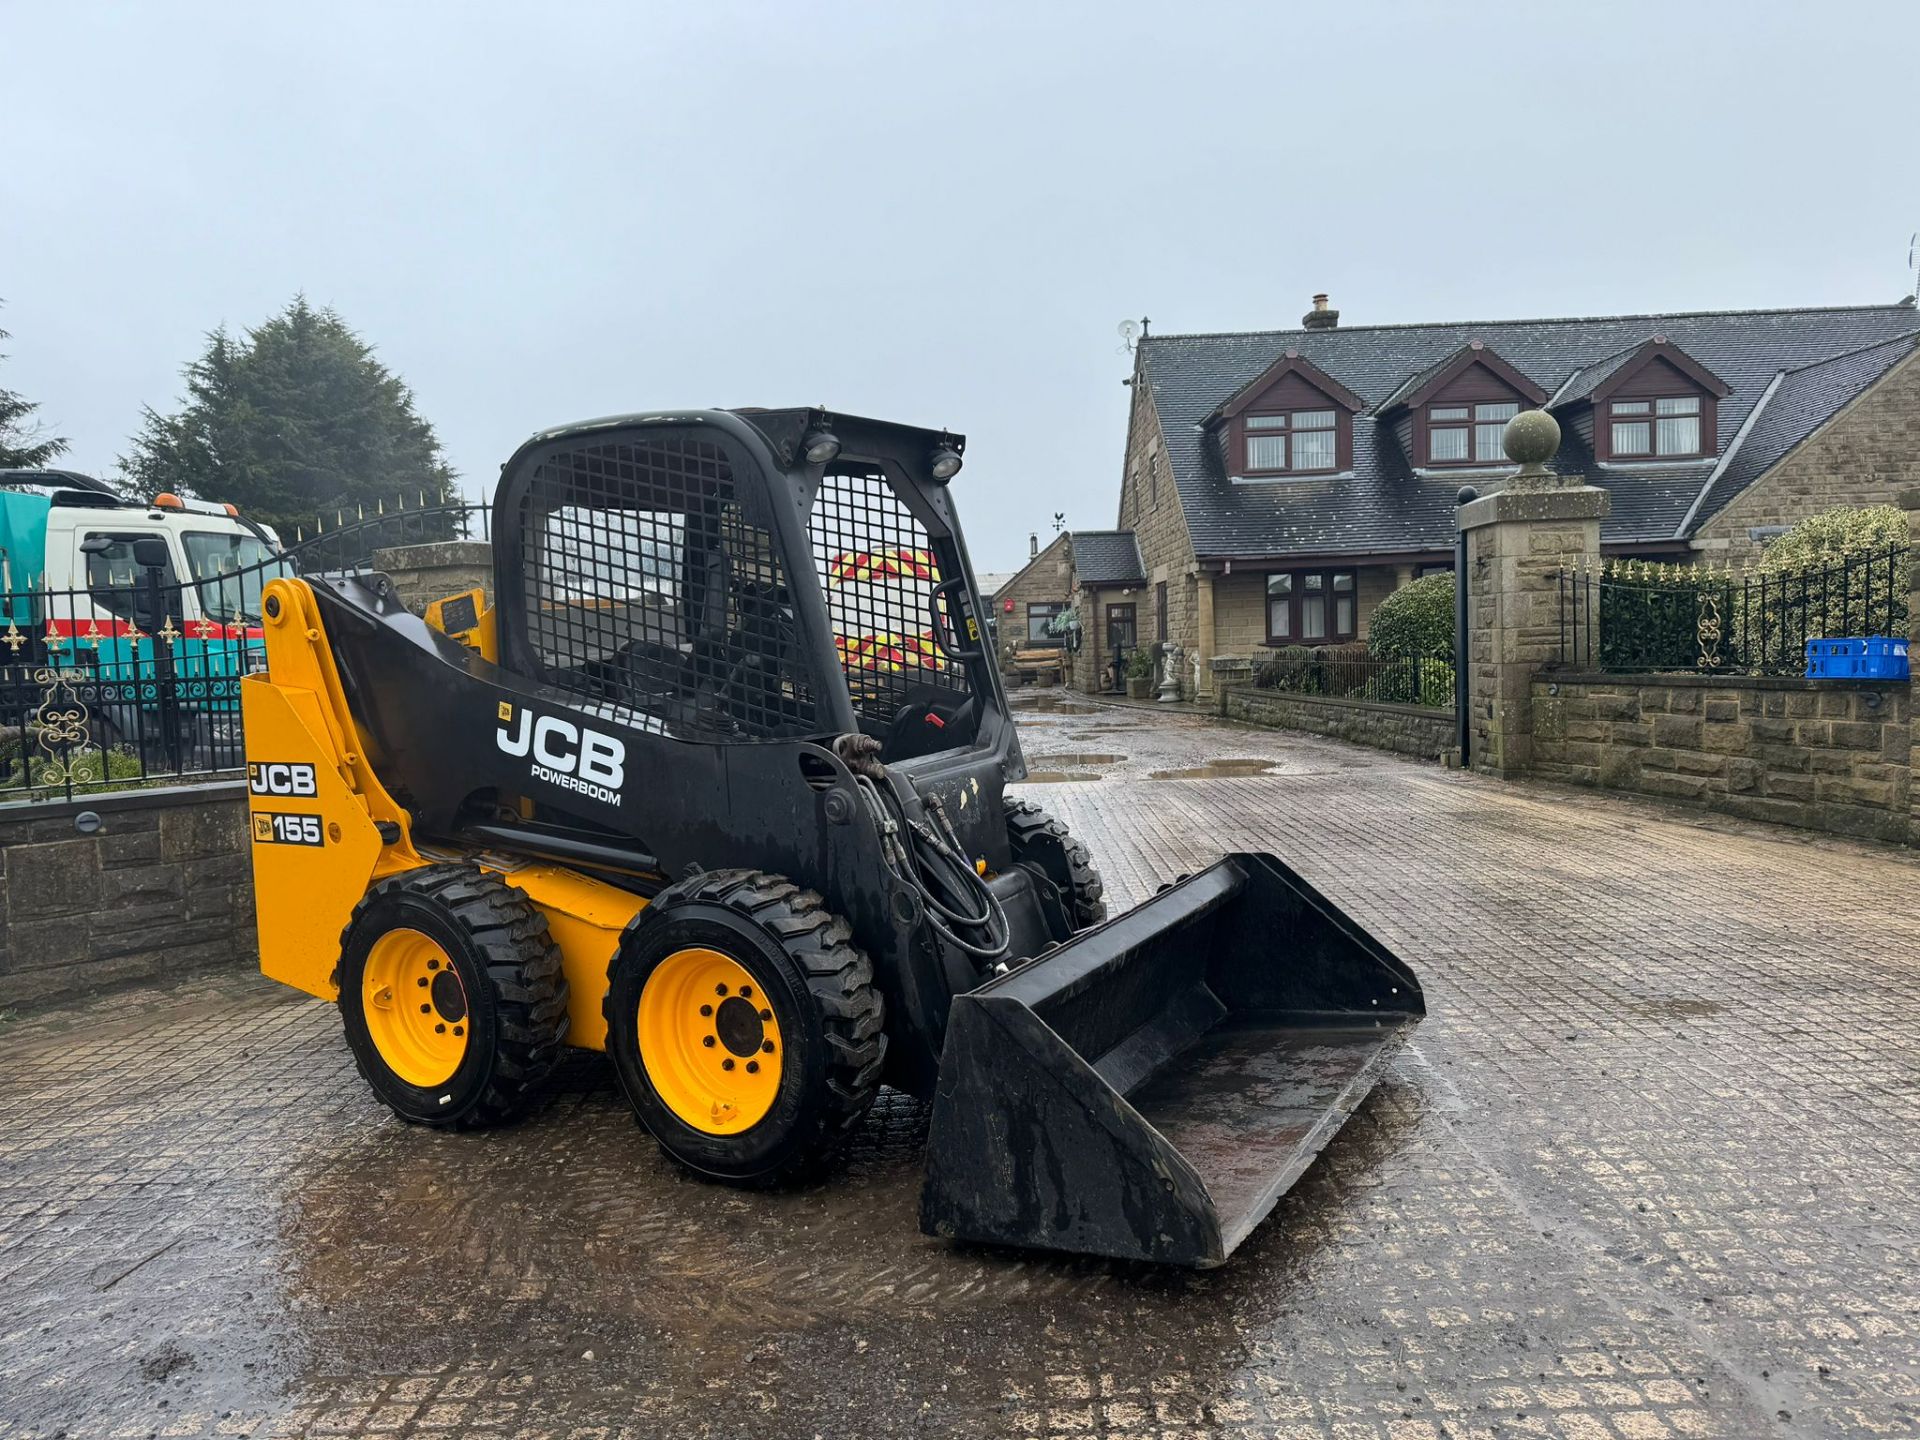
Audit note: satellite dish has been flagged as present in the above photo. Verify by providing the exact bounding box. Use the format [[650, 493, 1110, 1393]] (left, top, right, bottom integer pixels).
[[1117, 318, 1140, 354]]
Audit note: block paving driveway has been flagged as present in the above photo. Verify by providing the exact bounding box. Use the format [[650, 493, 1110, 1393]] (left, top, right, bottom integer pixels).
[[2, 692, 1916, 1439]]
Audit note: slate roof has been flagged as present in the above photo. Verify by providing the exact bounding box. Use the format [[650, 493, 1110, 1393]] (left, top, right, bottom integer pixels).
[[1682, 332, 1920, 531], [1545, 342, 1647, 407], [1070, 530, 1147, 585], [1371, 346, 1475, 414], [1137, 302, 1920, 557]]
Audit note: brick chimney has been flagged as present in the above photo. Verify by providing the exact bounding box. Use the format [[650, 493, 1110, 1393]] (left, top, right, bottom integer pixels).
[[1302, 293, 1339, 329]]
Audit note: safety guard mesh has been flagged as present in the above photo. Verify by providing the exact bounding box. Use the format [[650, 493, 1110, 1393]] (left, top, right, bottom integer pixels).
[[517, 436, 816, 742], [807, 467, 968, 726]]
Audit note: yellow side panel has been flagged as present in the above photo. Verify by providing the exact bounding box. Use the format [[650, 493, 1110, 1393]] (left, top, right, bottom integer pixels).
[[242, 676, 400, 999], [487, 862, 647, 1052]]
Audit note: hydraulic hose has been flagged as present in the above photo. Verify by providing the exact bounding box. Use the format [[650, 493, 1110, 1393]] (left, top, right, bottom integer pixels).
[[848, 766, 1011, 964]]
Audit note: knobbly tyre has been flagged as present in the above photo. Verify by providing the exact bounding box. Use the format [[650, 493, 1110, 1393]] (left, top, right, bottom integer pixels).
[[240, 408, 1423, 1266]]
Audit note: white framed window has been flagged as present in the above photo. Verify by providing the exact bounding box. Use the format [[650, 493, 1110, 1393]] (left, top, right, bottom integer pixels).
[[1612, 395, 1704, 458], [1429, 401, 1518, 464], [1243, 409, 1339, 475]]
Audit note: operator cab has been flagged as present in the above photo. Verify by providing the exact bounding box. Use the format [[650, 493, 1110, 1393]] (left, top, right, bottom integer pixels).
[[494, 410, 995, 767]]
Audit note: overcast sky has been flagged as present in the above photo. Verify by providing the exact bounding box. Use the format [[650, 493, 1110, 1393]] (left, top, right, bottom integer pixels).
[[5, 1, 1917, 571]]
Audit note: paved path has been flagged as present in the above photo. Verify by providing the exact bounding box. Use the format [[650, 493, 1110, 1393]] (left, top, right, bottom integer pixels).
[[2, 693, 1916, 1439]]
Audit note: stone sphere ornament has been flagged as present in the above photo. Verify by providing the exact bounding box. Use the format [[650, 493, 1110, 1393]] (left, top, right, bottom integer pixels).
[[1503, 408, 1561, 475]]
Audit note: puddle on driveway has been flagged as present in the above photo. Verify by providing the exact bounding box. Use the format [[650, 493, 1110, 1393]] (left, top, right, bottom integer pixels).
[[1025, 753, 1124, 769], [1022, 771, 1104, 783], [1009, 695, 1098, 714], [1148, 758, 1277, 780]]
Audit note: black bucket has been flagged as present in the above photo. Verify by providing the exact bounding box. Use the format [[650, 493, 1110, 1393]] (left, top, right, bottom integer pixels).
[[919, 853, 1423, 1267]]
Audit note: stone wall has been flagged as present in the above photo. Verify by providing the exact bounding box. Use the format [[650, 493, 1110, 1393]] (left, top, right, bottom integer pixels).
[[1693, 348, 1920, 565], [1222, 685, 1456, 761], [1116, 381, 1200, 662], [0, 781, 256, 1007], [1532, 673, 1911, 844], [372, 539, 495, 617]]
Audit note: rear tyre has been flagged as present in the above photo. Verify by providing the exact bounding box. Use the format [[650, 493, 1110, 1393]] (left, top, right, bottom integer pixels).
[[605, 869, 884, 1187], [337, 864, 570, 1128], [1004, 797, 1107, 928]]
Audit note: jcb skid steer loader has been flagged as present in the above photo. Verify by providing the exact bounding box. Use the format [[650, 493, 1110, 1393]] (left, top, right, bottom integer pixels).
[[243, 408, 1423, 1267]]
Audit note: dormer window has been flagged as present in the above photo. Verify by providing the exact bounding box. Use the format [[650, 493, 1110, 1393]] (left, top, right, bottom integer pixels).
[[1215, 349, 1364, 481], [1609, 396, 1702, 458], [1556, 337, 1730, 463], [1377, 342, 1547, 471], [1245, 408, 1338, 474], [1427, 401, 1519, 465]]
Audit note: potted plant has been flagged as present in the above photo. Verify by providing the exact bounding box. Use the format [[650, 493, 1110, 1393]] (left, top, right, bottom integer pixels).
[[1125, 645, 1156, 699]]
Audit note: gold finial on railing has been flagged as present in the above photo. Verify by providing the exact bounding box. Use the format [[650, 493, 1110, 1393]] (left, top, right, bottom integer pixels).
[[81, 618, 102, 648], [3, 621, 23, 654], [190, 615, 217, 641], [159, 615, 181, 647]]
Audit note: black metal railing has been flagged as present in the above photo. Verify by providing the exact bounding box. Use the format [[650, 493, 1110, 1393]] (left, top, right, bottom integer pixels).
[[0, 500, 493, 803], [279, 499, 489, 573], [1559, 545, 1909, 675], [1253, 644, 1456, 709]]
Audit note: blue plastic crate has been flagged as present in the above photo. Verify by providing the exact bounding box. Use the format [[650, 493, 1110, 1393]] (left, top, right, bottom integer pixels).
[[1805, 636, 1908, 680]]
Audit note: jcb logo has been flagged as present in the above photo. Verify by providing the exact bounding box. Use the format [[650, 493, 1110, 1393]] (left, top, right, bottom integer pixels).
[[497, 702, 625, 804], [249, 762, 316, 796]]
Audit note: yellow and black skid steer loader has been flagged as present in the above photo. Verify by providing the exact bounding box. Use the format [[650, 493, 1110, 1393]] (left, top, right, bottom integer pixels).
[[242, 408, 1423, 1266]]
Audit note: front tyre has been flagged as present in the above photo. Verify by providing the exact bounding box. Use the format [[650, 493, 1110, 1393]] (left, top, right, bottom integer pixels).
[[337, 864, 570, 1128], [1004, 797, 1107, 928], [606, 869, 884, 1187]]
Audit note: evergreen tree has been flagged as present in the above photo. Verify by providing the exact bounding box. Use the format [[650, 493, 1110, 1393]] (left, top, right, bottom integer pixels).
[[0, 308, 69, 468], [121, 297, 456, 532]]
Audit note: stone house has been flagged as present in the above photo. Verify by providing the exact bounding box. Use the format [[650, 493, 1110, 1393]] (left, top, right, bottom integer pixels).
[[1110, 295, 1920, 698], [990, 532, 1075, 668], [988, 528, 1152, 691]]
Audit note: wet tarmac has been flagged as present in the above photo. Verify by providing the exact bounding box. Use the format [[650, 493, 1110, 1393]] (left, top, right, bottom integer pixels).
[[3, 689, 1917, 1438]]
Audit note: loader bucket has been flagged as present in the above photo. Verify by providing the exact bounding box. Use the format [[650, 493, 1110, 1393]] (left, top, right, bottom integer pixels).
[[919, 854, 1423, 1267]]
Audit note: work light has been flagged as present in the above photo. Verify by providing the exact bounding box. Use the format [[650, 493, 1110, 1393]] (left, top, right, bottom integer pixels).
[[802, 428, 842, 465], [928, 446, 963, 481]]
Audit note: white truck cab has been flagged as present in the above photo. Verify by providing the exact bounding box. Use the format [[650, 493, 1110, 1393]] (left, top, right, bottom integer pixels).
[[1, 470, 285, 634]]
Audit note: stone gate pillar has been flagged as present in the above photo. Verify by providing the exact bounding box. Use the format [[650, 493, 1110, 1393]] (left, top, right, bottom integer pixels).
[[1457, 411, 1609, 778], [371, 540, 495, 617]]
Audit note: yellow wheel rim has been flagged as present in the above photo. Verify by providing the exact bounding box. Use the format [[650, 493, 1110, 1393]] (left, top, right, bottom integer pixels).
[[638, 946, 784, 1135], [363, 928, 470, 1088]]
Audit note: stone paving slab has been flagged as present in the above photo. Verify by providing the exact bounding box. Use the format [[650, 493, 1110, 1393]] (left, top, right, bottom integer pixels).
[[1, 692, 1915, 1439]]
